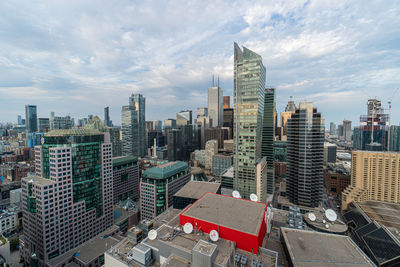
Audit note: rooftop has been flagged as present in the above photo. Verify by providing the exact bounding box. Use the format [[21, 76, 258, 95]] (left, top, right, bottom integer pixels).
[[163, 254, 191, 267], [281, 228, 375, 267], [357, 200, 400, 231], [45, 128, 103, 137], [22, 175, 55, 186], [303, 211, 348, 234], [112, 155, 138, 167], [174, 181, 220, 199], [142, 161, 189, 179], [181, 193, 266, 236]]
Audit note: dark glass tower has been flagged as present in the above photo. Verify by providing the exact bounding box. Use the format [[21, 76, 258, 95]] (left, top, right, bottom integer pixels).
[[262, 88, 275, 194], [25, 105, 37, 133], [287, 102, 324, 208]]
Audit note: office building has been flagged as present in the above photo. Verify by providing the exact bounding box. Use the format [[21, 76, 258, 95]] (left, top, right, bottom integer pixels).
[[140, 161, 190, 220], [145, 121, 153, 132], [18, 115, 22, 125], [113, 156, 140, 203], [324, 162, 350, 197], [121, 94, 145, 157], [212, 153, 233, 176], [342, 151, 400, 211], [129, 94, 146, 157], [167, 129, 183, 161], [37, 118, 50, 132], [208, 86, 223, 127], [108, 127, 122, 157], [25, 105, 37, 133], [153, 120, 162, 131], [323, 142, 337, 165], [50, 113, 72, 130], [330, 122, 336, 136], [197, 107, 208, 117], [26, 132, 44, 148], [20, 129, 113, 265], [343, 120, 352, 142], [287, 102, 324, 208], [164, 119, 176, 129], [223, 96, 230, 109], [262, 88, 275, 195], [205, 139, 218, 170], [204, 127, 230, 149], [223, 108, 233, 138], [147, 131, 164, 149], [176, 110, 192, 127], [233, 42, 266, 199], [104, 106, 112, 127], [195, 116, 212, 149]]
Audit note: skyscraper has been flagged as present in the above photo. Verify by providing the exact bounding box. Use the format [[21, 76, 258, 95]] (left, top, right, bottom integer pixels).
[[129, 94, 146, 157], [197, 107, 208, 117], [176, 110, 193, 126], [286, 102, 324, 208], [343, 120, 352, 142], [104, 106, 112, 127], [25, 105, 37, 133], [20, 129, 113, 265], [223, 96, 230, 109], [280, 97, 296, 141], [37, 118, 50, 132], [233, 42, 266, 199], [153, 120, 162, 131], [262, 88, 275, 196], [208, 86, 223, 127], [17, 115, 22, 125], [121, 105, 138, 156], [330, 122, 336, 136]]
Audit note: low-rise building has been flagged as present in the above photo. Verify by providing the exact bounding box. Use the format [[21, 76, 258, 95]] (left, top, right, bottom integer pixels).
[[172, 181, 221, 209]]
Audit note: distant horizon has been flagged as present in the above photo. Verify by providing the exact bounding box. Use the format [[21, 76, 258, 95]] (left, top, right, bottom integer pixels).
[[1, 1, 399, 126]]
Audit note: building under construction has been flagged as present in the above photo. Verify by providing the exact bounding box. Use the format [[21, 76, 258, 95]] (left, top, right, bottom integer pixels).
[[353, 98, 400, 151]]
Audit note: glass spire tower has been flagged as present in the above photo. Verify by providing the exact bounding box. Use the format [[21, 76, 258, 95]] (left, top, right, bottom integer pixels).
[[233, 42, 266, 199]]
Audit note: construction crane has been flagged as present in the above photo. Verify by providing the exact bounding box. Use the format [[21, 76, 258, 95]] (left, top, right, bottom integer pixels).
[[387, 88, 399, 152]]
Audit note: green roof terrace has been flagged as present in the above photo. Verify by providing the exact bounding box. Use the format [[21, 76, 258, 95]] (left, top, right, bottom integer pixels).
[[142, 161, 189, 179]]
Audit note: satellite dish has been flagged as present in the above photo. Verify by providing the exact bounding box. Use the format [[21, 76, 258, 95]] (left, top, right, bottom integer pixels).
[[308, 213, 316, 222], [250, 193, 258, 202], [148, 229, 157, 240], [323, 220, 326, 224], [209, 230, 219, 242], [183, 222, 193, 234], [325, 209, 337, 222], [325, 224, 330, 229], [232, 190, 241, 199]]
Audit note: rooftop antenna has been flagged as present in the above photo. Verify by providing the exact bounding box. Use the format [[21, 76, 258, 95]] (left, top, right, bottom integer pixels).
[[325, 209, 337, 222], [209, 229, 219, 242], [183, 222, 193, 234], [387, 88, 399, 152], [232, 190, 241, 199], [308, 213, 316, 222], [250, 193, 258, 202], [148, 229, 157, 240]]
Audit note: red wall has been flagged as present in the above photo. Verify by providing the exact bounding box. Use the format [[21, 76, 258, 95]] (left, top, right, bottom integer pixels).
[[180, 205, 268, 253]]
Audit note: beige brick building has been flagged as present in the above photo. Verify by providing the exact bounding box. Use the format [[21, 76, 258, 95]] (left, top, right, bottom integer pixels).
[[341, 151, 400, 211]]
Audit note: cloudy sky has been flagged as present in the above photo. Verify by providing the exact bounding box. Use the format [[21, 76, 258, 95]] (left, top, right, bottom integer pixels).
[[1, 0, 399, 126]]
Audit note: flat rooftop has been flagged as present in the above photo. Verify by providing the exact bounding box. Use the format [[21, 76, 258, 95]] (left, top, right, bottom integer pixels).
[[174, 181, 220, 199], [181, 193, 266, 236], [163, 254, 191, 267], [23, 176, 55, 186], [357, 200, 400, 231], [142, 161, 188, 179], [281, 228, 375, 267]]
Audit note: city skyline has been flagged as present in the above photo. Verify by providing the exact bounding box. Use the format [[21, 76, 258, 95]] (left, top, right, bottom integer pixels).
[[1, 1, 400, 125]]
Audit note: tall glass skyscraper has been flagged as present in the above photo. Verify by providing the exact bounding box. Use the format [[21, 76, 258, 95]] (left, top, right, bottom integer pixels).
[[25, 105, 37, 133], [233, 42, 266, 199], [208, 86, 223, 127], [262, 88, 275, 195], [129, 94, 146, 157], [287, 102, 324, 207], [121, 94, 146, 157]]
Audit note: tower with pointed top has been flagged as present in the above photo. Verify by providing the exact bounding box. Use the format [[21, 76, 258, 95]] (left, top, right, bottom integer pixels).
[[233, 42, 266, 200]]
